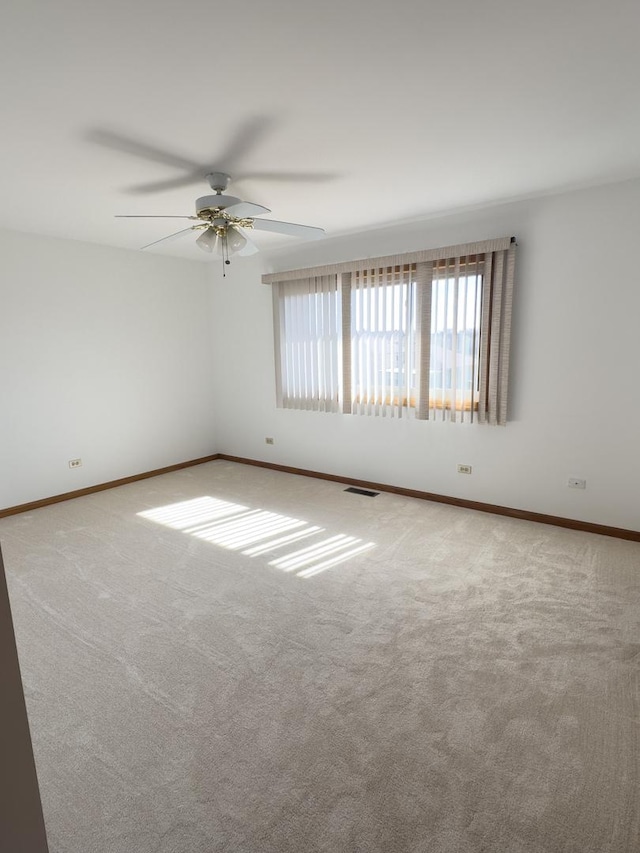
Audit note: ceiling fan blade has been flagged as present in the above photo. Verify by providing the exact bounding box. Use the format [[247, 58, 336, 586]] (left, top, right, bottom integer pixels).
[[241, 171, 340, 184], [130, 170, 339, 195], [126, 174, 204, 195], [116, 215, 199, 219], [214, 116, 276, 172], [224, 201, 271, 218], [87, 129, 200, 171], [250, 219, 325, 239], [237, 231, 260, 256], [140, 226, 198, 251]]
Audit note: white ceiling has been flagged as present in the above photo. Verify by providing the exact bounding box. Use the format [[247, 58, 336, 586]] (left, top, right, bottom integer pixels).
[[2, 0, 639, 260]]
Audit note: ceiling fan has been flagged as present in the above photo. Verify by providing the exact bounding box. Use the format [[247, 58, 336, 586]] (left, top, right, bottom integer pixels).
[[116, 172, 325, 261]]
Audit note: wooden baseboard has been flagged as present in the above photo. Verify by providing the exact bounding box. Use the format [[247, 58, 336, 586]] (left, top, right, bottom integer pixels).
[[0, 455, 220, 519], [2, 452, 638, 542], [217, 454, 640, 543]]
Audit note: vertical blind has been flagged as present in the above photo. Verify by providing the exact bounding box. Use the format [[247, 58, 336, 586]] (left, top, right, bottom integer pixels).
[[268, 237, 516, 425], [429, 256, 483, 422], [272, 274, 340, 412], [350, 264, 416, 418]]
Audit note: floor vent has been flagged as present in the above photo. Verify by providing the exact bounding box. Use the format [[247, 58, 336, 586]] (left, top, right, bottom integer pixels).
[[344, 487, 379, 497]]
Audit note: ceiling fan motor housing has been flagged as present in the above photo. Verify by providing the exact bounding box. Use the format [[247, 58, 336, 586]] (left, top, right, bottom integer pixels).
[[195, 194, 242, 216], [206, 172, 231, 192]]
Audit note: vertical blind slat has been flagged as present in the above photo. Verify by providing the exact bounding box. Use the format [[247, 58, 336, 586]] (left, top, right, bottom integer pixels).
[[440, 261, 449, 419], [460, 260, 469, 422], [381, 270, 388, 417], [373, 270, 380, 416], [488, 251, 505, 426], [341, 272, 352, 414], [415, 262, 433, 420], [316, 279, 322, 411], [497, 243, 516, 426], [451, 258, 460, 423], [272, 283, 284, 408], [367, 269, 373, 417], [477, 253, 493, 423]]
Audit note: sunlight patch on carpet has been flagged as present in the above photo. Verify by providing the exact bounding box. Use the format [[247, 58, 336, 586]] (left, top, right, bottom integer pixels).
[[138, 496, 375, 577]]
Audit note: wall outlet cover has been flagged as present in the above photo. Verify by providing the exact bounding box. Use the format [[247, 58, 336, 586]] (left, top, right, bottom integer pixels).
[[568, 478, 586, 489]]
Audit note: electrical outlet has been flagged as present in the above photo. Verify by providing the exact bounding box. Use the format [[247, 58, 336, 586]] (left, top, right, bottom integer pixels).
[[457, 464, 472, 475], [68, 458, 82, 469], [265, 437, 274, 445], [568, 478, 586, 489]]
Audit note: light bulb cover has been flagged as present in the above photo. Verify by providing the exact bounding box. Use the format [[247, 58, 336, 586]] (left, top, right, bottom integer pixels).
[[227, 225, 247, 254], [195, 227, 218, 253]]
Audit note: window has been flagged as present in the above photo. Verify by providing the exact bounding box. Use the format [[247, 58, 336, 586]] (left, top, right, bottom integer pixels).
[[351, 265, 417, 415], [429, 257, 483, 416], [268, 237, 515, 425]]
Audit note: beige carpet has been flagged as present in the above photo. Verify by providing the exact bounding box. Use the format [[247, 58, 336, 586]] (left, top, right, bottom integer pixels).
[[1, 460, 639, 853]]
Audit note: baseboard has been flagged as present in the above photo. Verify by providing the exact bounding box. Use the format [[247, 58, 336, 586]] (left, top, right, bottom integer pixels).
[[2, 452, 638, 543], [0, 455, 220, 519], [217, 454, 640, 543]]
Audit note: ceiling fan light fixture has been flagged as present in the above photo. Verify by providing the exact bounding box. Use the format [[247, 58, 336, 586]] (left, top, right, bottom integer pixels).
[[118, 173, 325, 257], [195, 227, 218, 253], [226, 225, 247, 254]]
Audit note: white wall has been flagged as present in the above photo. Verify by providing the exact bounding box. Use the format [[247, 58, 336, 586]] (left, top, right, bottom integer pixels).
[[210, 178, 640, 531], [0, 230, 215, 510], [4, 179, 639, 529]]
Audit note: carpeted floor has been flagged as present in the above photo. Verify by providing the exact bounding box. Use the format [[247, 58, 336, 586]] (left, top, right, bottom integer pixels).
[[1, 460, 639, 853]]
